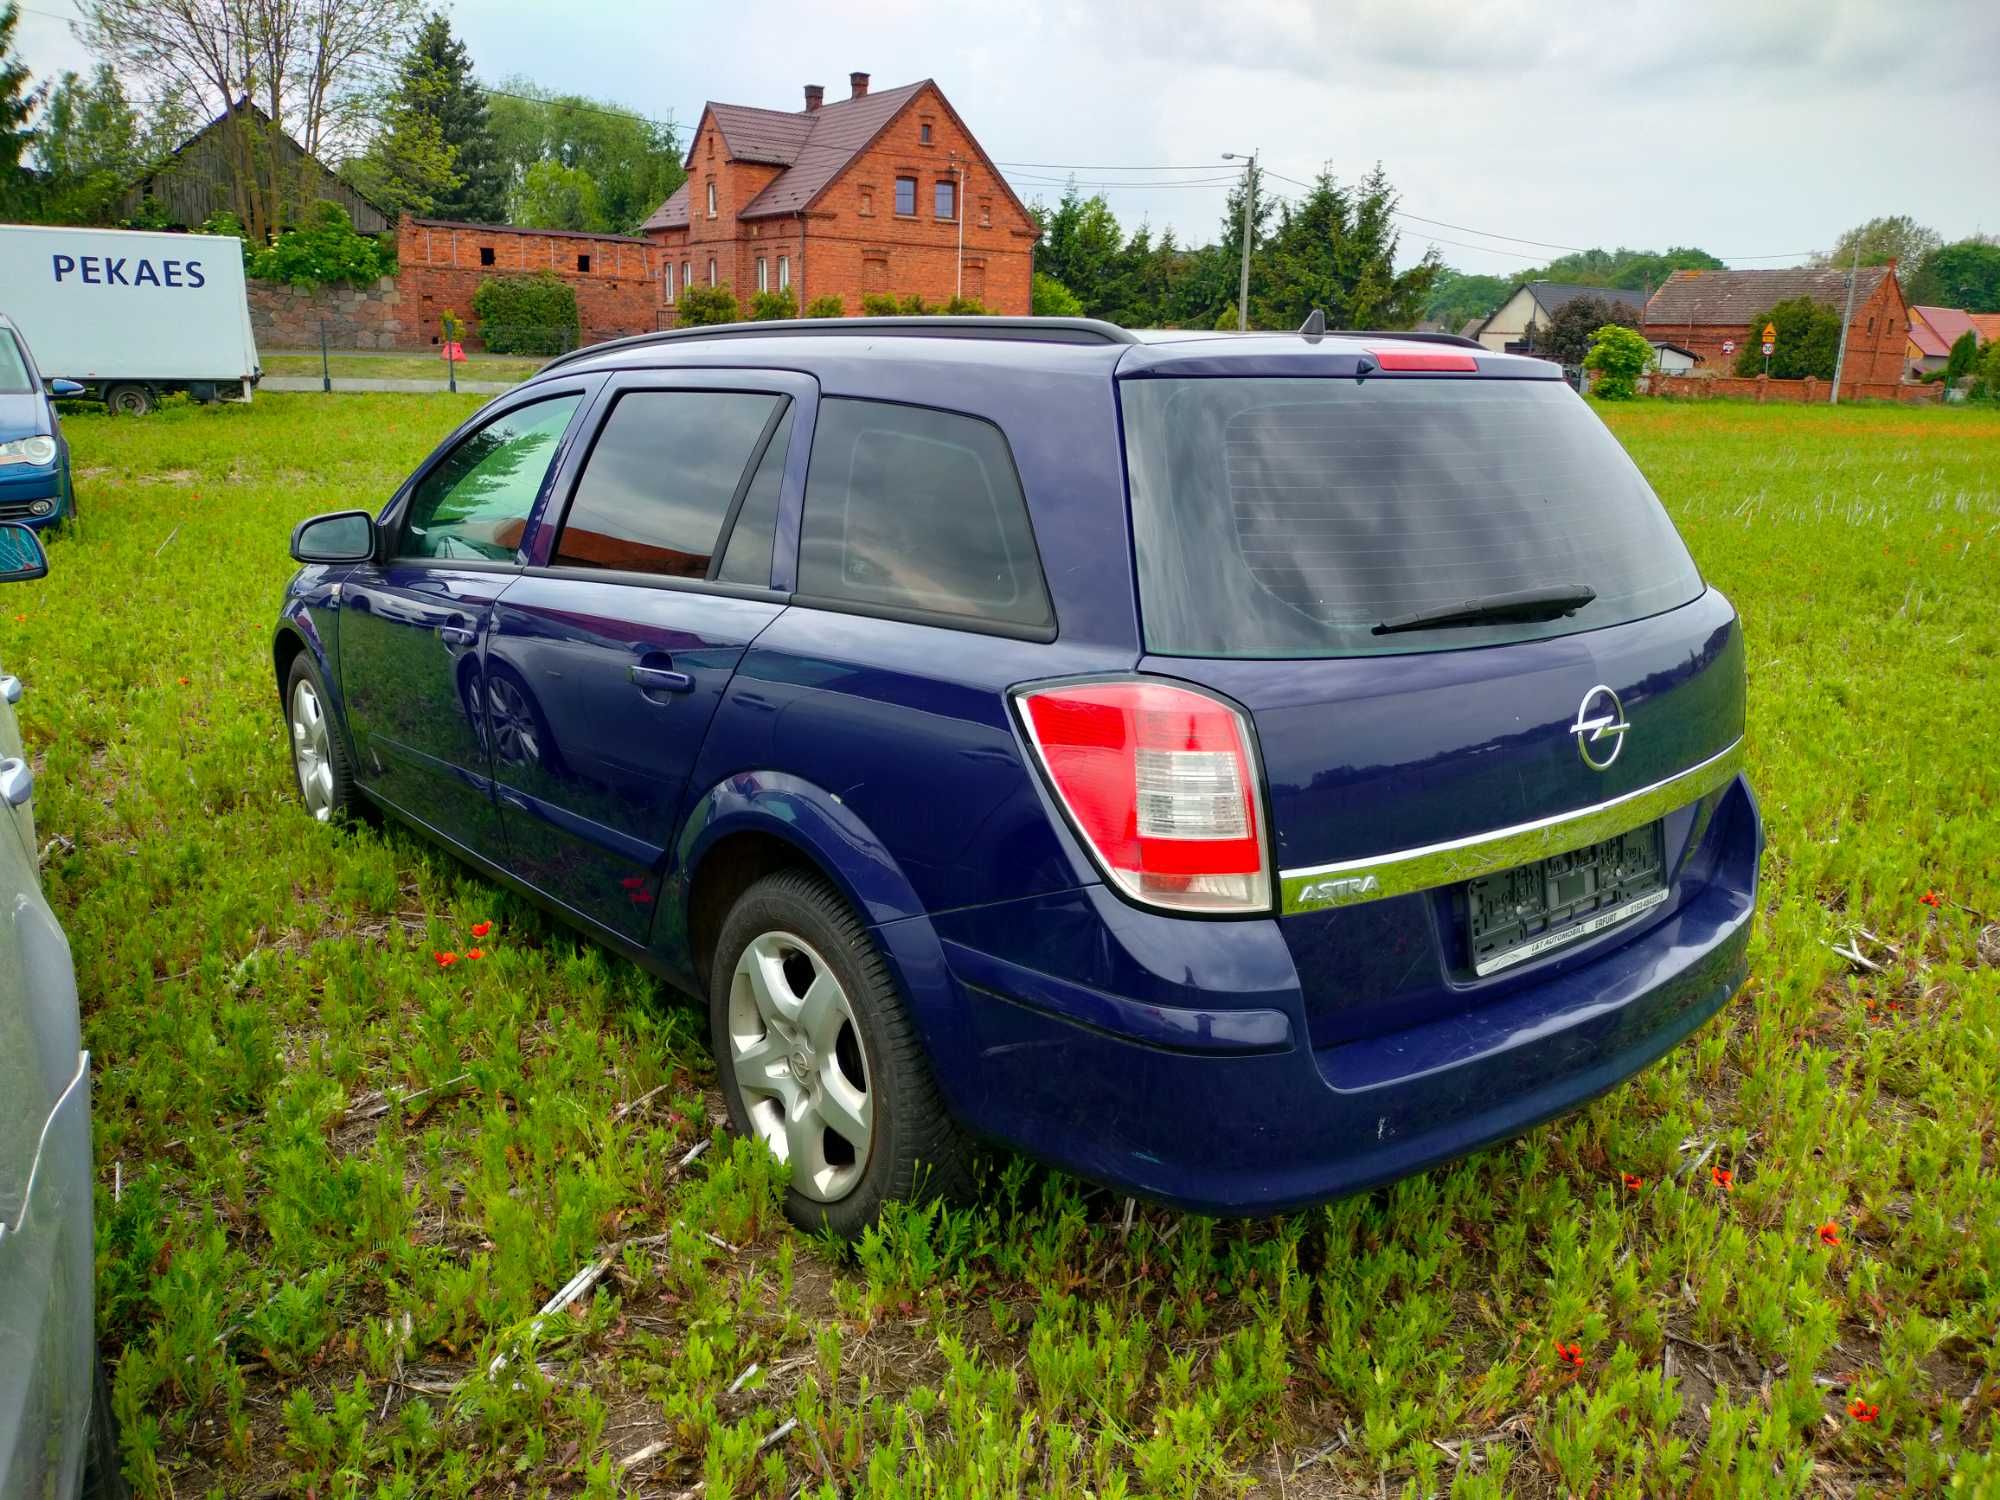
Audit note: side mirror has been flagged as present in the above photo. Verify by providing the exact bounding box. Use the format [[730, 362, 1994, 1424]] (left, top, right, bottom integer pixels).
[[0, 523, 49, 584], [47, 379, 86, 399], [290, 510, 378, 564]]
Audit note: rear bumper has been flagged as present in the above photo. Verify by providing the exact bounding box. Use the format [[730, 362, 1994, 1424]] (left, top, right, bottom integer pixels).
[[0, 1052, 94, 1497], [931, 776, 1760, 1216]]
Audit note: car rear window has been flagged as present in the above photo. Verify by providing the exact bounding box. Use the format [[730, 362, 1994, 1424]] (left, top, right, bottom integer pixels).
[[798, 398, 1052, 633], [1122, 378, 1704, 657]]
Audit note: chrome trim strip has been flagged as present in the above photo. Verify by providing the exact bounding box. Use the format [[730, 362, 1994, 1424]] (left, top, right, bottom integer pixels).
[[1278, 738, 1744, 915], [1473, 887, 1671, 976]]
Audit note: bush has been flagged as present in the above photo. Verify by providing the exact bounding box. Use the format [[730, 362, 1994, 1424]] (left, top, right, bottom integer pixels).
[[859, 293, 900, 317], [1943, 329, 1980, 383], [676, 284, 741, 327], [748, 290, 796, 321], [804, 294, 846, 318], [469, 272, 580, 356], [1973, 340, 2000, 401], [248, 202, 394, 290], [941, 296, 989, 316], [1032, 272, 1085, 318], [1583, 323, 1654, 400]]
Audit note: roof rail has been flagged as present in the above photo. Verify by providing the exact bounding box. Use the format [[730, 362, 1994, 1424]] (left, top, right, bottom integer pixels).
[[539, 315, 1139, 373]]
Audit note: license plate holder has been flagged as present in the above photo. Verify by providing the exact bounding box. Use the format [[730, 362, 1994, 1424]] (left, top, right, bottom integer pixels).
[[1466, 822, 1668, 976]]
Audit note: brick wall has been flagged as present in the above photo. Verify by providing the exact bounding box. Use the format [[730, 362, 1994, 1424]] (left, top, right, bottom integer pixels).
[[1647, 373, 1943, 404], [647, 83, 1036, 320], [397, 218, 663, 349]]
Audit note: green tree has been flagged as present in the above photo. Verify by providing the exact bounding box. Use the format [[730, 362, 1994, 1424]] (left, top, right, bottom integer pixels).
[[1583, 324, 1653, 399], [1733, 296, 1842, 379], [1536, 294, 1641, 367], [1534, 245, 1725, 290], [487, 79, 684, 235], [1255, 164, 1442, 331], [1943, 329, 1980, 383], [512, 158, 601, 232], [248, 200, 393, 288], [405, 13, 503, 222], [0, 1, 42, 211], [1425, 270, 1509, 331], [1031, 272, 1085, 317], [1031, 185, 1128, 320], [342, 73, 457, 219], [675, 283, 739, 326], [1817, 215, 1941, 271], [29, 64, 191, 223], [1975, 339, 2000, 400], [1905, 240, 2000, 313]]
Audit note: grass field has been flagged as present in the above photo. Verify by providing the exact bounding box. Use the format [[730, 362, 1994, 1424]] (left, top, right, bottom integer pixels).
[[17, 394, 1998, 1497], [259, 350, 547, 383]]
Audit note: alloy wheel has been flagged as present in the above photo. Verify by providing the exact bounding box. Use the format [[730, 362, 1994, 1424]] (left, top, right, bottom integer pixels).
[[727, 930, 874, 1201], [289, 677, 335, 820], [486, 675, 541, 767]]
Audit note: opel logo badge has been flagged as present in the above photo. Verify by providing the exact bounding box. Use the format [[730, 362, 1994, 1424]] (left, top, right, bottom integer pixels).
[[1570, 685, 1629, 771]]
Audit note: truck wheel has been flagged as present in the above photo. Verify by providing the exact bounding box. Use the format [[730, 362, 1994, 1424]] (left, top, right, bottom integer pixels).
[[103, 384, 155, 416], [710, 869, 974, 1238]]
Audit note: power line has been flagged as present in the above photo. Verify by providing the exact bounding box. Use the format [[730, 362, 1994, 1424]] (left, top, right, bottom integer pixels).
[[992, 159, 1226, 172]]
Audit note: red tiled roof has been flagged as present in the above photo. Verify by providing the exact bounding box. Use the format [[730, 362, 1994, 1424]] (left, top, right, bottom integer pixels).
[[641, 79, 1026, 231], [1909, 304, 1985, 357], [1971, 313, 2000, 344], [1644, 266, 1893, 327]]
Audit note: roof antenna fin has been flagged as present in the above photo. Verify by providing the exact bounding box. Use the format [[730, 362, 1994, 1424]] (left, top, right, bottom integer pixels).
[[1299, 308, 1327, 342]]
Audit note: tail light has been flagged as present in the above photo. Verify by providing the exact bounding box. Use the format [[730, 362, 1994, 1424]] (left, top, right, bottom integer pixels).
[[1015, 679, 1271, 914]]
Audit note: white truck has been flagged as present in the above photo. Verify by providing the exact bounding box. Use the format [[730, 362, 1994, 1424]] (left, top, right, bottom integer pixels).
[[0, 224, 262, 414]]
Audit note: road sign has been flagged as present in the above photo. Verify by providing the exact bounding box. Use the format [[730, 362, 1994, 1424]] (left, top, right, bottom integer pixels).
[[1762, 341, 1774, 356], [1722, 339, 1736, 355], [1762, 322, 1777, 343]]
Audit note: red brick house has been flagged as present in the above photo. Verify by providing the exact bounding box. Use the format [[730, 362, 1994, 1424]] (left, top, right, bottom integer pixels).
[[1642, 265, 1912, 384], [642, 73, 1036, 320]]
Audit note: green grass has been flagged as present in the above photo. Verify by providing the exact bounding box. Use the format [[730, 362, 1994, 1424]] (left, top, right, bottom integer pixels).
[[260, 350, 545, 383], [20, 395, 1999, 1496]]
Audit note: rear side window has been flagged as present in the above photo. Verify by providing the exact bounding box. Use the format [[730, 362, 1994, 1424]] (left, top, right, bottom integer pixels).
[[1122, 378, 1704, 657], [401, 393, 581, 561], [798, 398, 1052, 632], [555, 391, 784, 577]]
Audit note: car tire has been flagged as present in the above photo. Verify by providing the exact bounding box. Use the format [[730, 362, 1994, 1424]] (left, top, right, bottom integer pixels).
[[710, 869, 973, 1237], [80, 1356, 128, 1499], [284, 655, 362, 823], [102, 384, 154, 417]]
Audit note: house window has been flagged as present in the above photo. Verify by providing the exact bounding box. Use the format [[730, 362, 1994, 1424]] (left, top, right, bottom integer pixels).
[[920, 122, 932, 144], [682, 261, 691, 292], [894, 177, 916, 216], [577, 253, 591, 273], [934, 179, 956, 220], [706, 181, 717, 218], [664, 269, 674, 304], [859, 189, 874, 217], [756, 257, 768, 292], [479, 246, 495, 266], [1868, 315, 1876, 333], [777, 256, 789, 290], [707, 258, 717, 286]]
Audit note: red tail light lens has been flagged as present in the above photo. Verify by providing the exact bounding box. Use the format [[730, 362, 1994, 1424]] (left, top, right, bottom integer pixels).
[[1016, 680, 1272, 914], [1366, 345, 1478, 371]]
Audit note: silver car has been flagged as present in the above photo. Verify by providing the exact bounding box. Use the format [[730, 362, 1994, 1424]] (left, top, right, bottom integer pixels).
[[0, 521, 118, 1497]]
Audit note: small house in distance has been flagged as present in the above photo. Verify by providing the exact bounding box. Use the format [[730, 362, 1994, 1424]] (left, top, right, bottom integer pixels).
[[1470, 282, 1647, 355], [120, 100, 390, 235], [1905, 304, 2000, 377]]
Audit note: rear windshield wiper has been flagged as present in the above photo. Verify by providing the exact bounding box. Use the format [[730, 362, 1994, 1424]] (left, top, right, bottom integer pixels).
[[1373, 584, 1597, 636]]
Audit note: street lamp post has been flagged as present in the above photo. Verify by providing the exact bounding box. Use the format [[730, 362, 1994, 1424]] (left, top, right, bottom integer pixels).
[[1222, 150, 1257, 331]]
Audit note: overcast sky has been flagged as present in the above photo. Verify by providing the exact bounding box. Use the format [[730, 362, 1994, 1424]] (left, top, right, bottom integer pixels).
[[14, 0, 1998, 274]]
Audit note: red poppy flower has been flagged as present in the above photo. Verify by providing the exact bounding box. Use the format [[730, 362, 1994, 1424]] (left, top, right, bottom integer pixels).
[[177, 676, 191, 686], [466, 947, 484, 961], [1621, 1173, 1644, 1191], [434, 950, 458, 967], [1711, 1166, 1734, 1191], [619, 874, 645, 890], [1846, 1397, 1878, 1423], [1554, 1339, 1584, 1369], [1918, 890, 1941, 908], [471, 920, 492, 938], [1818, 1222, 1841, 1247]]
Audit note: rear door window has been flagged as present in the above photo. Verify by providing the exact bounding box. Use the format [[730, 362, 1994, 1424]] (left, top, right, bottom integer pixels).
[[798, 398, 1052, 632], [1121, 378, 1704, 657], [714, 405, 794, 587], [555, 390, 786, 578], [400, 393, 582, 562]]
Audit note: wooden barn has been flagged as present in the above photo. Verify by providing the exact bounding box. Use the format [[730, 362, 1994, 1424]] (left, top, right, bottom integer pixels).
[[119, 100, 390, 238]]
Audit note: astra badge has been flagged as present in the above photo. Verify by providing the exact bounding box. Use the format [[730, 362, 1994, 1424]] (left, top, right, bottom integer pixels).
[[1570, 684, 1629, 771], [1298, 873, 1380, 907]]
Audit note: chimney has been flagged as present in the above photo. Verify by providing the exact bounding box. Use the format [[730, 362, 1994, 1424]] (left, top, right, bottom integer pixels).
[[849, 71, 870, 99], [804, 83, 823, 112]]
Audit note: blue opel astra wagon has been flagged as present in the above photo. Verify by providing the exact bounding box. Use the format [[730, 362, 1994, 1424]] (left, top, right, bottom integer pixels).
[[273, 317, 1761, 1235]]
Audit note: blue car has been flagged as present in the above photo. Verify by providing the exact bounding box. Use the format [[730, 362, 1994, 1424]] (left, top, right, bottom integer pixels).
[[0, 315, 83, 532], [274, 317, 1760, 1233]]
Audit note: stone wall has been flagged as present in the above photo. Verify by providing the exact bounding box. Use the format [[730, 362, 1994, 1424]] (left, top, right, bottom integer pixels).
[[249, 276, 413, 350]]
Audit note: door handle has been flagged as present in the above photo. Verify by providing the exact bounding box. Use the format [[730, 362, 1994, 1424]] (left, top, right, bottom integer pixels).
[[0, 674, 19, 704], [629, 663, 694, 695], [439, 623, 478, 647], [0, 757, 31, 807]]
